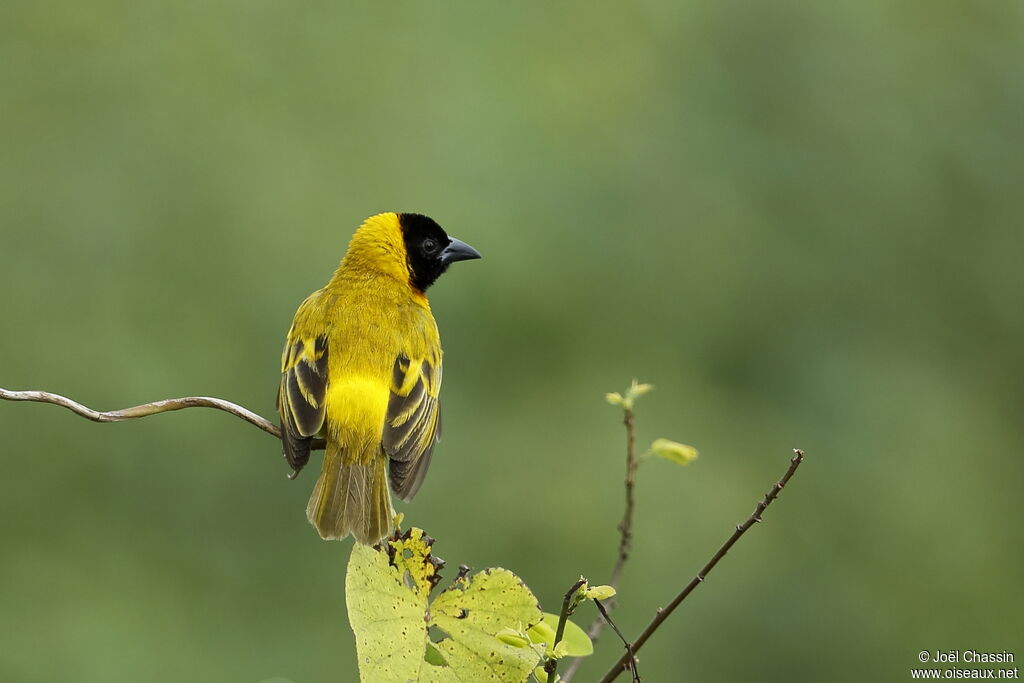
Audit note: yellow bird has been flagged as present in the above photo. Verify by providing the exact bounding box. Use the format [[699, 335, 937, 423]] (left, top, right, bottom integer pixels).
[[276, 212, 480, 544]]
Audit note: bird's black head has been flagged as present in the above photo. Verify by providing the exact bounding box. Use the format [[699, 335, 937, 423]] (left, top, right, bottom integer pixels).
[[398, 213, 481, 292]]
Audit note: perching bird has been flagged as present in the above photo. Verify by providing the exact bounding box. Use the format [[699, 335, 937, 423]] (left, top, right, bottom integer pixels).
[[276, 212, 480, 544]]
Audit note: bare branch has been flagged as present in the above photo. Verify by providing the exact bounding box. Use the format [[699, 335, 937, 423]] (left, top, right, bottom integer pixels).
[[597, 449, 806, 683], [614, 407, 639, 587], [0, 387, 324, 451]]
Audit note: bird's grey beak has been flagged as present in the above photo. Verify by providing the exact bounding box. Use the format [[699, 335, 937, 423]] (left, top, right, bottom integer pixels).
[[440, 237, 481, 265]]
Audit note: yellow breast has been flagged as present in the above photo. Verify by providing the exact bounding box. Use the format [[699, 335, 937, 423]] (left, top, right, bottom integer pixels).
[[324, 375, 390, 463]]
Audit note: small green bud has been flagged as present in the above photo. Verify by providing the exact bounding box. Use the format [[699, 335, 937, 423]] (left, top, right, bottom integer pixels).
[[649, 438, 698, 465], [585, 585, 617, 601], [605, 392, 624, 407], [608, 380, 654, 411], [495, 628, 530, 648], [568, 578, 589, 613], [551, 641, 570, 660], [626, 380, 653, 401]]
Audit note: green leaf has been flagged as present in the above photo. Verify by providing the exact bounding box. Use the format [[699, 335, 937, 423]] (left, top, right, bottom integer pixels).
[[346, 528, 543, 682], [527, 619, 555, 645], [346, 536, 430, 681], [431, 569, 542, 680], [649, 438, 698, 465], [495, 627, 532, 649], [527, 613, 594, 657], [584, 584, 616, 601]]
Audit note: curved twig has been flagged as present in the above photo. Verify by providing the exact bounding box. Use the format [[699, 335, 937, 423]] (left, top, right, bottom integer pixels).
[[0, 387, 325, 452]]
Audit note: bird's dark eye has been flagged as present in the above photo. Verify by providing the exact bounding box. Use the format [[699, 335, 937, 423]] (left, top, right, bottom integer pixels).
[[422, 238, 438, 254]]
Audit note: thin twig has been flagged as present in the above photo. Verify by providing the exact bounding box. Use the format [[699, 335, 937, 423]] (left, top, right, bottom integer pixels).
[[545, 577, 587, 683], [563, 405, 637, 682], [597, 449, 806, 683], [614, 407, 638, 587], [0, 387, 324, 450], [593, 599, 640, 682]]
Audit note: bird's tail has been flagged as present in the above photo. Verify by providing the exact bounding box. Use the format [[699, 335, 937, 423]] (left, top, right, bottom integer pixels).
[[306, 442, 394, 544]]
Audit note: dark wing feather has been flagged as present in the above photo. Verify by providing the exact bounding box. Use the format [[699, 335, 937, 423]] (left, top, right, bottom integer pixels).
[[383, 353, 442, 501], [277, 335, 328, 475]]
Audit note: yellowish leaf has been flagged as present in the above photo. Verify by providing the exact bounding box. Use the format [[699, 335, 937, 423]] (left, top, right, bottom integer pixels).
[[649, 438, 698, 465], [585, 585, 617, 601], [346, 528, 543, 682], [528, 612, 594, 657]]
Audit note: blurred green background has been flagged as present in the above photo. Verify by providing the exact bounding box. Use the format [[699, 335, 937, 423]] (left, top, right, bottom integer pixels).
[[2, 1, 1022, 681]]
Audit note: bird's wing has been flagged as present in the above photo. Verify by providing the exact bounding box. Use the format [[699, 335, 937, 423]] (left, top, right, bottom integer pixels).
[[277, 332, 329, 475], [382, 350, 442, 501]]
